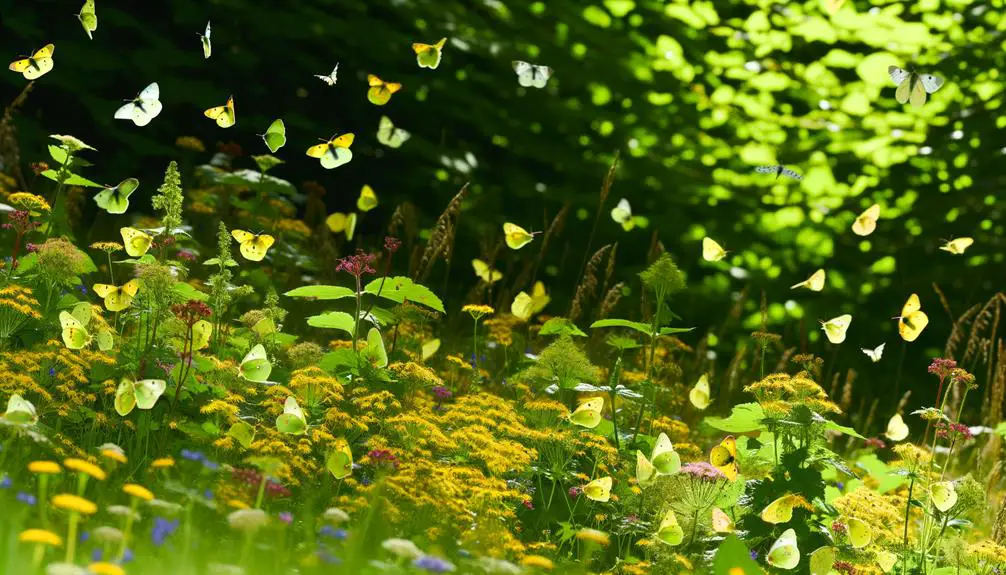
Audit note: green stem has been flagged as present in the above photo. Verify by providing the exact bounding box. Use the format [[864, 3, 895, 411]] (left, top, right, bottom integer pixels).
[[65, 511, 80, 563], [254, 474, 268, 509], [902, 474, 916, 575]]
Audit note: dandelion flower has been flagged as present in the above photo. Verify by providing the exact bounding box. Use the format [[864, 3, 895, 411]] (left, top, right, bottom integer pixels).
[[520, 555, 555, 570], [51, 494, 98, 515], [28, 461, 62, 474], [227, 508, 269, 531], [98, 444, 127, 464], [87, 563, 125, 575], [18, 528, 63, 546], [122, 484, 154, 501], [150, 457, 175, 469], [63, 458, 106, 481], [381, 537, 423, 559], [575, 528, 611, 546]]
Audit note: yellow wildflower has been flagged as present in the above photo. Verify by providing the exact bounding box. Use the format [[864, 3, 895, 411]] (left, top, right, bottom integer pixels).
[[576, 528, 610, 546], [89, 242, 124, 253], [63, 458, 106, 481], [52, 494, 98, 514], [462, 304, 494, 319], [446, 354, 468, 368], [88, 562, 125, 575], [228, 499, 250, 510], [175, 136, 206, 152], [276, 218, 312, 238], [8, 192, 51, 212], [150, 457, 175, 469], [521, 555, 555, 570], [18, 529, 62, 546], [122, 484, 154, 501], [28, 461, 62, 474]]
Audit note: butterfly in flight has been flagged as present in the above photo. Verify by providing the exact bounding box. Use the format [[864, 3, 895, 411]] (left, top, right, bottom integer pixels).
[[512, 61, 553, 88], [888, 66, 944, 107], [315, 64, 339, 86], [755, 165, 802, 180]]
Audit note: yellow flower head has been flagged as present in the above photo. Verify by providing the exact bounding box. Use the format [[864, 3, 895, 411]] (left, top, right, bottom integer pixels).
[[28, 461, 62, 474], [227, 499, 250, 510], [18, 528, 62, 546], [8, 192, 51, 212], [52, 494, 98, 514], [89, 242, 124, 254], [150, 457, 175, 469], [88, 562, 126, 575], [63, 458, 107, 481], [462, 304, 495, 320], [122, 484, 154, 501], [100, 449, 128, 464], [521, 555, 555, 569], [576, 528, 611, 546]]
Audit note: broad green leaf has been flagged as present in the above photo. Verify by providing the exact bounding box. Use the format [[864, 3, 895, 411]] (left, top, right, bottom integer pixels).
[[285, 285, 356, 300], [712, 535, 762, 575], [540, 317, 588, 337], [590, 318, 652, 335], [307, 311, 356, 336], [363, 276, 445, 313], [704, 403, 766, 433]]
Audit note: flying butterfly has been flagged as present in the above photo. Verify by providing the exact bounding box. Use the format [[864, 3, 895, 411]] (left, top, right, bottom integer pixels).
[[367, 74, 402, 106], [306, 133, 354, 169], [755, 165, 802, 180], [897, 293, 928, 342], [512, 60, 553, 89], [656, 509, 684, 546], [862, 342, 885, 363], [238, 344, 273, 383], [260, 119, 286, 153], [413, 37, 447, 69], [114, 82, 162, 127], [503, 222, 539, 250], [472, 259, 502, 284], [377, 116, 411, 148], [939, 237, 973, 255], [325, 212, 357, 240], [231, 230, 275, 262], [610, 198, 648, 231], [885, 413, 909, 442], [59, 302, 114, 352], [689, 374, 711, 410], [702, 237, 728, 262], [78, 0, 97, 40], [581, 476, 612, 502], [791, 269, 826, 291], [567, 397, 603, 429], [852, 203, 881, 236], [709, 436, 739, 481], [511, 291, 534, 321], [93, 279, 139, 312], [94, 178, 139, 214], [889, 66, 944, 108], [9, 44, 55, 80], [821, 314, 852, 344], [199, 21, 212, 59], [204, 95, 235, 128], [114, 377, 167, 416], [315, 63, 339, 86], [120, 227, 152, 257], [357, 185, 378, 212], [767, 529, 801, 570]]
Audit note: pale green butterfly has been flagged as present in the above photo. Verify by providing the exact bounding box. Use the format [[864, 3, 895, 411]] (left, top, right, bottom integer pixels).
[[930, 481, 958, 512], [421, 338, 440, 361], [199, 21, 211, 59], [77, 0, 97, 40], [261, 119, 286, 154], [192, 320, 213, 350], [656, 509, 684, 546], [114, 83, 161, 126], [60, 302, 94, 350], [114, 378, 166, 416], [94, 178, 139, 214], [610, 198, 648, 231], [651, 432, 681, 475], [363, 328, 388, 368], [377, 116, 411, 148], [227, 421, 256, 448], [808, 546, 835, 575], [326, 437, 353, 479], [276, 396, 307, 435], [4, 394, 38, 424], [239, 344, 273, 383], [767, 528, 800, 570], [315, 63, 338, 86]]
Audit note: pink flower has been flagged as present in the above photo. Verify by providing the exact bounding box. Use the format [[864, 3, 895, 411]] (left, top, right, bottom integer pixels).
[[336, 251, 377, 278]]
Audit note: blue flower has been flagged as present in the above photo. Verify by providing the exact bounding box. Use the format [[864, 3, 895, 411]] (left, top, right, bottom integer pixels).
[[48, 367, 56, 377], [413, 556, 456, 573], [203, 489, 214, 500], [749, 550, 759, 560], [319, 526, 348, 540], [0, 475, 11, 489], [151, 517, 179, 547], [315, 550, 342, 564], [16, 491, 36, 505], [202, 459, 219, 471], [122, 548, 134, 563], [77, 284, 88, 295], [180, 449, 204, 462], [91, 548, 103, 562]]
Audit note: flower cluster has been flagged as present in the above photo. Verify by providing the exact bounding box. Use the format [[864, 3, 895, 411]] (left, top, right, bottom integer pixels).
[[171, 299, 213, 327], [935, 421, 973, 441], [335, 251, 377, 277]]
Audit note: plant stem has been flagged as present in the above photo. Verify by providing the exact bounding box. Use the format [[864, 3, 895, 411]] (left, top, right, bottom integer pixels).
[[351, 275, 362, 353], [902, 474, 916, 575]]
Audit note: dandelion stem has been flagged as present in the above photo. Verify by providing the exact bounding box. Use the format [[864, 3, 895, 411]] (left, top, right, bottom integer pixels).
[[65, 511, 80, 563]]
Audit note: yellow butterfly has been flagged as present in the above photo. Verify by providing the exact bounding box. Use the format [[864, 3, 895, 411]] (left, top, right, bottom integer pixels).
[[650, 432, 681, 475], [656, 509, 684, 546], [877, 551, 898, 573], [511, 291, 534, 321], [711, 508, 735, 533], [761, 494, 808, 524], [306, 133, 354, 169], [791, 269, 826, 291], [885, 413, 909, 441], [528, 281, 550, 314], [767, 528, 801, 570], [120, 227, 152, 257], [846, 517, 871, 548], [357, 185, 379, 212], [92, 279, 140, 312], [472, 259, 502, 284], [810, 546, 837, 575], [367, 74, 402, 106], [581, 476, 612, 502], [412, 37, 447, 70], [9, 44, 55, 80], [231, 230, 275, 262], [325, 212, 357, 240], [503, 222, 539, 250], [820, 314, 852, 344], [939, 237, 973, 255], [930, 481, 958, 512], [567, 397, 603, 429], [204, 95, 235, 128], [709, 436, 739, 481], [897, 293, 928, 342], [852, 203, 881, 236], [636, 450, 656, 486], [327, 437, 353, 479], [702, 236, 727, 262], [689, 374, 711, 410]]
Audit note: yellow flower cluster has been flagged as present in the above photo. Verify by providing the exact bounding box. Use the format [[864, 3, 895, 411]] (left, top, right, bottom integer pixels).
[[968, 539, 1006, 569], [462, 304, 494, 319], [0, 285, 42, 324], [89, 242, 124, 253], [8, 192, 51, 212], [276, 218, 312, 238], [289, 367, 344, 401], [484, 314, 523, 347], [651, 417, 691, 443], [744, 371, 840, 416], [832, 486, 905, 545], [389, 361, 444, 388]]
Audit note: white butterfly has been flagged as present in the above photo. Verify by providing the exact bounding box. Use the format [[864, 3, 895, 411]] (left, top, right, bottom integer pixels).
[[114, 82, 162, 127], [512, 60, 553, 89], [862, 343, 885, 363], [315, 63, 339, 86], [755, 165, 802, 180], [199, 21, 212, 59], [888, 66, 944, 107]]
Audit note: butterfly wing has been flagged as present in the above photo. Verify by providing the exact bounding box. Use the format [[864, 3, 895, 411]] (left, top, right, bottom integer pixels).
[[822, 314, 852, 344], [689, 374, 711, 410], [512, 60, 535, 87], [781, 168, 802, 180], [710, 436, 739, 480], [319, 144, 353, 169], [888, 66, 910, 86], [754, 165, 777, 174], [79, 0, 97, 39], [357, 185, 379, 212], [262, 119, 286, 153], [909, 75, 928, 107], [134, 379, 167, 409], [239, 344, 273, 382], [530, 65, 553, 89], [120, 227, 152, 257], [885, 413, 909, 441], [702, 237, 726, 262], [413, 38, 445, 69], [852, 204, 880, 236], [201, 21, 212, 58], [204, 96, 235, 128], [59, 311, 90, 350], [920, 74, 944, 94], [503, 222, 533, 249], [568, 397, 603, 428]]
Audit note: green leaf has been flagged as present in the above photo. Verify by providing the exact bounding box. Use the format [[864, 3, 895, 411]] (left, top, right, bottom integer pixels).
[[40, 169, 103, 188], [704, 402, 766, 433], [590, 318, 652, 336], [174, 282, 209, 302], [712, 535, 762, 575], [48, 145, 69, 165], [307, 311, 356, 335], [363, 276, 445, 313], [285, 285, 356, 300], [318, 349, 358, 371], [659, 326, 694, 335], [252, 154, 284, 173], [203, 257, 239, 267], [539, 317, 588, 337], [823, 419, 865, 439]]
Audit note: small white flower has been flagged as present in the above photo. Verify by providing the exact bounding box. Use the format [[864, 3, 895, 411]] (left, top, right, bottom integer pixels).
[[323, 507, 350, 524], [227, 508, 269, 531], [45, 563, 87, 575], [106, 505, 141, 521], [381, 537, 423, 559], [91, 526, 124, 544]]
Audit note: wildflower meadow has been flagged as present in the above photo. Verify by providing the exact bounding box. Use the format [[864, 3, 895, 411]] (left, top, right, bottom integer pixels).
[[1, 1, 1005, 574]]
